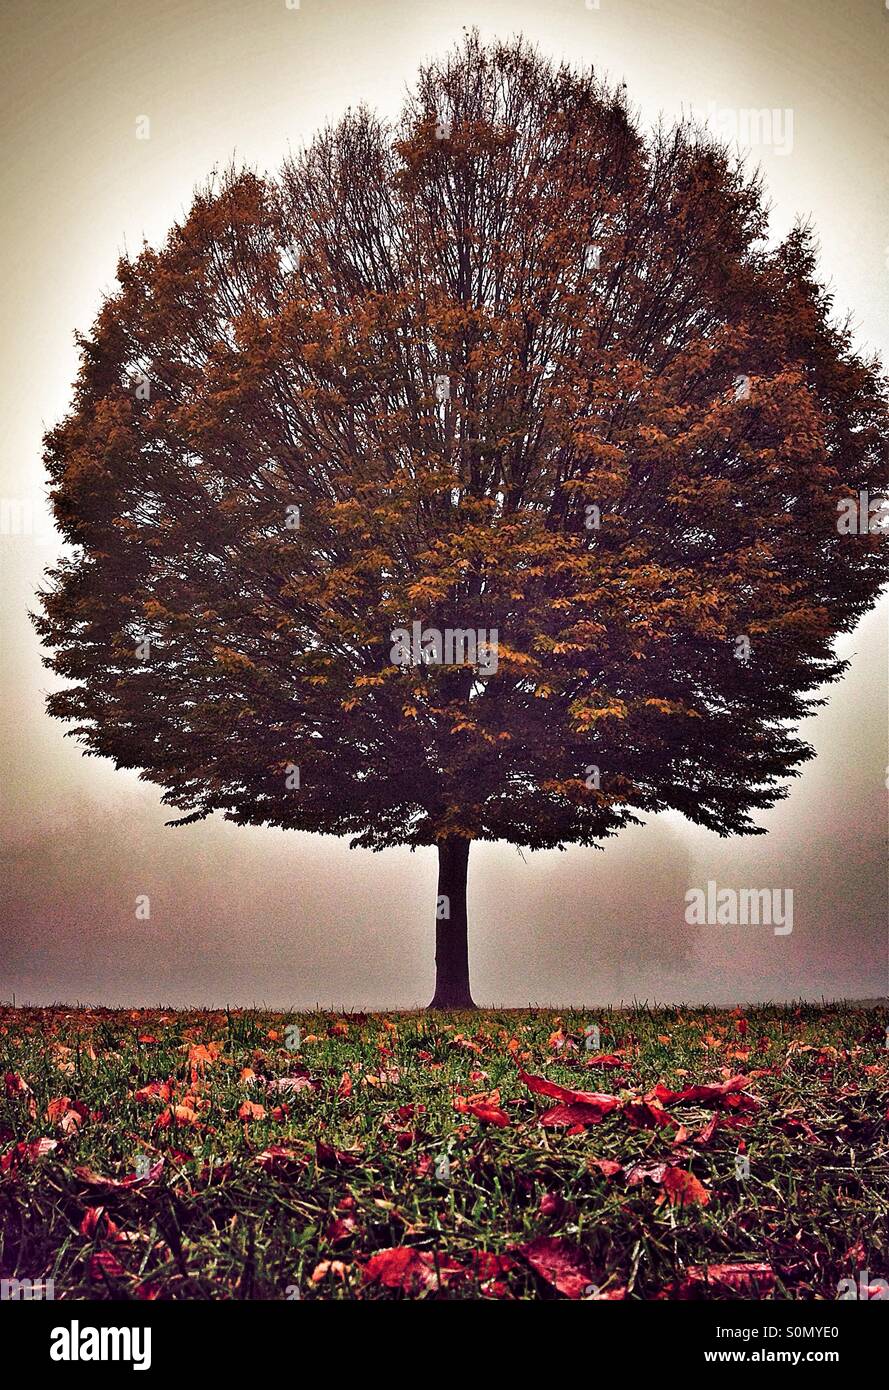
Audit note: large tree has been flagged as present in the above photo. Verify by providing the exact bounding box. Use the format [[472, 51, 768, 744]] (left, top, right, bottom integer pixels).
[[36, 34, 888, 1007]]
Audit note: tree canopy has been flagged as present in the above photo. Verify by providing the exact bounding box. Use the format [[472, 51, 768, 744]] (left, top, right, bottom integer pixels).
[[37, 33, 888, 869]]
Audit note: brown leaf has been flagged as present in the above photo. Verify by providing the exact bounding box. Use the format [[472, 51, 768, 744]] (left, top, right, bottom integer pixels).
[[254, 1144, 306, 1175], [74, 1157, 164, 1190], [660, 1166, 711, 1207]]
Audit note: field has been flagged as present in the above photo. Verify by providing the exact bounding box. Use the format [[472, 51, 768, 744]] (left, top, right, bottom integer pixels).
[[1, 1003, 887, 1300]]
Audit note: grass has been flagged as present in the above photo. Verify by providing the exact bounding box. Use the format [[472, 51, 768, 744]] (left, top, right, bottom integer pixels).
[[1, 1002, 887, 1299]]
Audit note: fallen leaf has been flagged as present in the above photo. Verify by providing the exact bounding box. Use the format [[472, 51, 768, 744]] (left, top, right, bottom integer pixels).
[[538, 1102, 609, 1128], [362, 1246, 463, 1291], [312, 1259, 351, 1283], [461, 1101, 511, 1127], [517, 1236, 593, 1300], [0, 1137, 58, 1173], [677, 1262, 775, 1297], [652, 1075, 759, 1112], [74, 1158, 164, 1191], [80, 1206, 121, 1240], [315, 1139, 362, 1168], [133, 1081, 172, 1105], [625, 1160, 669, 1187], [518, 1069, 620, 1116], [327, 1216, 358, 1246], [660, 1166, 711, 1207], [186, 1042, 222, 1070], [623, 1100, 677, 1130], [254, 1144, 306, 1175], [88, 1251, 127, 1282], [588, 1157, 623, 1179]]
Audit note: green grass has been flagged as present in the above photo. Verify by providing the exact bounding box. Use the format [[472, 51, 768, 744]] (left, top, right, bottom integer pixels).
[[1, 1003, 887, 1299]]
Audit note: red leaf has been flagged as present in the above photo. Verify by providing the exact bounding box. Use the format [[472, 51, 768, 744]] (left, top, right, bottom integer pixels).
[[133, 1081, 172, 1104], [517, 1236, 593, 1300], [134, 1280, 162, 1300], [79, 1206, 120, 1239], [589, 1157, 623, 1179], [775, 1114, 819, 1144], [623, 1100, 677, 1129], [88, 1251, 127, 1282], [0, 1137, 58, 1172], [464, 1101, 511, 1127], [363, 1247, 463, 1291], [653, 1075, 759, 1111], [315, 1139, 362, 1168], [518, 1069, 620, 1115], [676, 1262, 775, 1297], [539, 1191, 565, 1218], [327, 1216, 358, 1247], [692, 1114, 720, 1148], [469, 1250, 516, 1281], [539, 1102, 609, 1128], [625, 1160, 669, 1187]]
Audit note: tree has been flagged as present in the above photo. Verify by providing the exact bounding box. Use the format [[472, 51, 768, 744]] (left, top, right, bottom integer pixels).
[[35, 34, 888, 1008]]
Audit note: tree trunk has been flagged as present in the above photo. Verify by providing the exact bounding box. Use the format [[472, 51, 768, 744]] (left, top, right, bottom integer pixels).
[[427, 837, 475, 1009]]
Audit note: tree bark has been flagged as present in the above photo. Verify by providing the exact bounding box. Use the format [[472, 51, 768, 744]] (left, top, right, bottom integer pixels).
[[427, 837, 475, 1009]]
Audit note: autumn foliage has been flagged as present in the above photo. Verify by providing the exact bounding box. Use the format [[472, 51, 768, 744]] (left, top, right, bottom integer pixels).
[[2, 1003, 887, 1302], [35, 35, 888, 1004]]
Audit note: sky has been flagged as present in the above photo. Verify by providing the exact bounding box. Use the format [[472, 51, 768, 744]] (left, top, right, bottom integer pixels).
[[1, 0, 887, 1009]]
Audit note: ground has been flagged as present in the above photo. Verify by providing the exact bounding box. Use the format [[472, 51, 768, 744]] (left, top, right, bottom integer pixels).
[[1, 1003, 886, 1300]]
